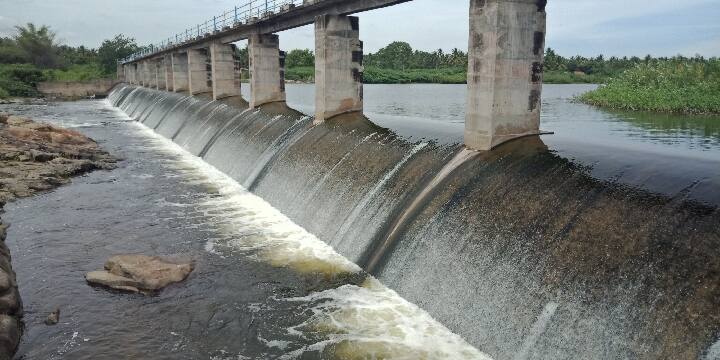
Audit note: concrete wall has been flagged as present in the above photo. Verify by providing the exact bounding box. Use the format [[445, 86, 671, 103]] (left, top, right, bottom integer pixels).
[[37, 79, 120, 99]]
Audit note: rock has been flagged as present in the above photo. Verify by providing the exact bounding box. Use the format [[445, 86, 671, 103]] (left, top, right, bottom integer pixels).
[[45, 308, 60, 325], [0, 270, 12, 293], [0, 288, 21, 316], [86, 255, 193, 293], [5, 116, 32, 127], [0, 113, 8, 125], [86, 270, 141, 293], [0, 315, 20, 359]]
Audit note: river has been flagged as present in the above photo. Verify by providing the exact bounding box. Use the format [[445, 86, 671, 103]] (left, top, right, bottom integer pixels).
[[1, 84, 719, 359]]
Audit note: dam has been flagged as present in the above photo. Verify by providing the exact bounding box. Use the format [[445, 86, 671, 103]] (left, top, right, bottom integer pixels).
[[103, 77, 720, 359], [109, 0, 717, 358], [0, 0, 718, 359]]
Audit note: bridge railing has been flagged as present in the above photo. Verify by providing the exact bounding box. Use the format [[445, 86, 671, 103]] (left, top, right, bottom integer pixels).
[[121, 0, 305, 64]]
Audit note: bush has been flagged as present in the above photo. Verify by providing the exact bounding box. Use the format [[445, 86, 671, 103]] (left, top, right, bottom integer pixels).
[[579, 59, 720, 114], [0, 63, 46, 97], [0, 87, 9, 99]]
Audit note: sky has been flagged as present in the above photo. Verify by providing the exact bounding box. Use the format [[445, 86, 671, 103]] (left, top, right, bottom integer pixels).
[[0, 0, 718, 57]]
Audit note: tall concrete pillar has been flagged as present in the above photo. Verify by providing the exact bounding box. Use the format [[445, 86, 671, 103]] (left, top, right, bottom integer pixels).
[[172, 53, 189, 93], [465, 0, 546, 150], [118, 63, 125, 81], [132, 63, 139, 85], [209, 42, 242, 100], [188, 48, 212, 95], [314, 15, 363, 123], [248, 34, 285, 108], [163, 54, 174, 91], [156, 59, 166, 90], [143, 60, 154, 88]]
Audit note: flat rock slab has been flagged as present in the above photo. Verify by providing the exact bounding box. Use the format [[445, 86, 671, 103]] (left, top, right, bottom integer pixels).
[[86, 255, 193, 293]]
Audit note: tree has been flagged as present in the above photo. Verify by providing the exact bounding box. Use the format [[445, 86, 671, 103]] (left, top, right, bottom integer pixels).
[[97, 35, 139, 74], [285, 49, 314, 67], [368, 41, 414, 70], [0, 37, 29, 64], [13, 23, 61, 68]]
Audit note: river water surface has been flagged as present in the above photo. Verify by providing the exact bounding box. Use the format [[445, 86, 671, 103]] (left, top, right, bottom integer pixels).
[[1, 84, 719, 359]]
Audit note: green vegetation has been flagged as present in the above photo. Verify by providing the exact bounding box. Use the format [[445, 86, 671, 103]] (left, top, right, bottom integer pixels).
[[280, 42, 717, 85], [579, 58, 720, 115], [0, 23, 139, 97]]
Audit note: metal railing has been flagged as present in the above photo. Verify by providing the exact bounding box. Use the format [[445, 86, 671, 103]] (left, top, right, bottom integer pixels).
[[121, 0, 305, 64]]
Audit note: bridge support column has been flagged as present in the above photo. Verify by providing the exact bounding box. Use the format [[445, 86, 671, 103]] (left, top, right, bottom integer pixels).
[[156, 59, 166, 90], [209, 42, 241, 100], [163, 54, 174, 91], [171, 53, 189, 92], [188, 48, 212, 95], [314, 15, 363, 123], [249, 34, 285, 108], [143, 60, 156, 88], [140, 61, 148, 87], [149, 61, 159, 88], [465, 0, 546, 150]]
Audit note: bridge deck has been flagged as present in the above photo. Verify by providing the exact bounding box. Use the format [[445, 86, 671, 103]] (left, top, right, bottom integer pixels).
[[123, 0, 411, 64]]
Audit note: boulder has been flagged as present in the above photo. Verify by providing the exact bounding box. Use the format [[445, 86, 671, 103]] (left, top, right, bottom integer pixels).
[[86, 255, 193, 293], [0, 315, 20, 360]]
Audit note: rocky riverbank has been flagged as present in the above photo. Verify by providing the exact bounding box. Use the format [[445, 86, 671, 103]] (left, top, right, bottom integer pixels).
[[0, 112, 115, 359]]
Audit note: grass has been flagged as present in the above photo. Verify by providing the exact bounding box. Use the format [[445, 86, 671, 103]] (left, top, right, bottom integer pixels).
[[43, 63, 108, 82], [579, 60, 720, 115]]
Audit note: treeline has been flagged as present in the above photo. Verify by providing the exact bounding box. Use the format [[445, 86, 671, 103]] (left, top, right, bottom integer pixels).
[[0, 23, 139, 98], [282, 41, 719, 85]]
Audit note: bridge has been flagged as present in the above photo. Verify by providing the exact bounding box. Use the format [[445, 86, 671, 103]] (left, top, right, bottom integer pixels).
[[118, 0, 547, 150]]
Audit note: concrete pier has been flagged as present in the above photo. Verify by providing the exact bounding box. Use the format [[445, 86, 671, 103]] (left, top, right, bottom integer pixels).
[[156, 59, 167, 90], [314, 15, 363, 123], [188, 48, 212, 95], [248, 33, 286, 108], [171, 53, 189, 93], [139, 61, 147, 87], [147, 61, 158, 88], [209, 42, 242, 100], [465, 0, 547, 150], [163, 54, 174, 91]]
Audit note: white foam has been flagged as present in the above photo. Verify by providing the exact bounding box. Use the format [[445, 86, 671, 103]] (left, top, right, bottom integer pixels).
[[111, 102, 491, 359]]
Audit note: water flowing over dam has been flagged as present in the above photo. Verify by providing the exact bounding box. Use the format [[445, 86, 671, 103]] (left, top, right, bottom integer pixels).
[[108, 84, 720, 359]]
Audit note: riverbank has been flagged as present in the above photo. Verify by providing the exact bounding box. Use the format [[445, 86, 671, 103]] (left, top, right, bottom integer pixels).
[[284, 66, 607, 85], [0, 112, 115, 358]]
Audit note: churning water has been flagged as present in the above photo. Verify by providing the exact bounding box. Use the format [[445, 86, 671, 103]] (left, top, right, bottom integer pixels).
[[2, 83, 719, 359]]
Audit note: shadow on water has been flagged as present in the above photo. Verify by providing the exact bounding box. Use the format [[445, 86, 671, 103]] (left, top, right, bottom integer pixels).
[[103, 84, 720, 359]]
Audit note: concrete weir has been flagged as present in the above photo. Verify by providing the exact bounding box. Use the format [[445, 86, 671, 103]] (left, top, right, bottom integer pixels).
[[119, 0, 547, 150]]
